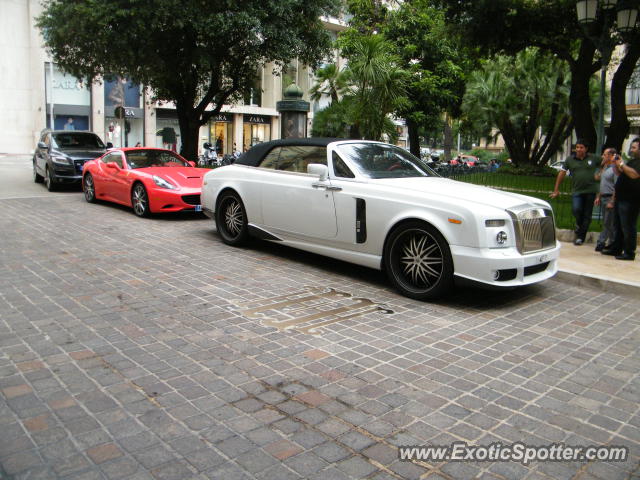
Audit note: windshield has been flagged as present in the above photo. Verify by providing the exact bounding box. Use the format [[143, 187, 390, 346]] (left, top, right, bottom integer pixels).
[[125, 150, 190, 169], [52, 133, 105, 149], [336, 143, 437, 179]]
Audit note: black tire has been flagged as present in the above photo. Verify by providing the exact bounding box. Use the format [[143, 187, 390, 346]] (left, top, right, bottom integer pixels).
[[44, 166, 57, 192], [215, 191, 249, 246], [131, 183, 150, 217], [33, 160, 43, 183], [83, 173, 96, 203], [383, 221, 453, 300]]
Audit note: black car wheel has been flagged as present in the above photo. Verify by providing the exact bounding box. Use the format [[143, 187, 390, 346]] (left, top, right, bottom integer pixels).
[[131, 183, 150, 217], [33, 160, 43, 183], [83, 173, 96, 203], [215, 191, 249, 246], [384, 221, 453, 300], [44, 166, 57, 192]]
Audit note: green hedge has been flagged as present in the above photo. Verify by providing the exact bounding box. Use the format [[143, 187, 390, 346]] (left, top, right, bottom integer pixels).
[[449, 170, 640, 232]]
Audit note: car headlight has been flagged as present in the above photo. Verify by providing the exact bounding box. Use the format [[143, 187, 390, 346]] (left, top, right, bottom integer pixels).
[[153, 175, 177, 189], [51, 155, 72, 165], [485, 219, 510, 248]]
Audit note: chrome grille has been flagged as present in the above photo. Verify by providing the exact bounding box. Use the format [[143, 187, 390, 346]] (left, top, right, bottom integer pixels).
[[508, 206, 556, 254]]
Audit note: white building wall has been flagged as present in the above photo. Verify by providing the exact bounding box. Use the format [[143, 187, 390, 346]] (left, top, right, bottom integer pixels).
[[1, 0, 46, 154], [1, 6, 348, 155]]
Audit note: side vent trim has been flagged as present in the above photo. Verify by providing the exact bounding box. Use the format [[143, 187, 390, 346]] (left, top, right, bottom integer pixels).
[[356, 198, 367, 243]]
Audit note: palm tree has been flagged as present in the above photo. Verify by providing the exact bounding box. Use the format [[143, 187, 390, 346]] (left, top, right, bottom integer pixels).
[[345, 35, 408, 140], [310, 64, 347, 104], [463, 48, 575, 166]]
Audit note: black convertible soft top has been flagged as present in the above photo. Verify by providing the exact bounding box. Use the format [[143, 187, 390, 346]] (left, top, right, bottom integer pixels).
[[235, 137, 347, 167]]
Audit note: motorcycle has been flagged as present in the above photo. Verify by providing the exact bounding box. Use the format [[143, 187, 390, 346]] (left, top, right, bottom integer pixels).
[[198, 142, 219, 167]]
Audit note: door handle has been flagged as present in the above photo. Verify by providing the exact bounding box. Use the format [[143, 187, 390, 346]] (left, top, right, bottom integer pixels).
[[312, 183, 342, 192]]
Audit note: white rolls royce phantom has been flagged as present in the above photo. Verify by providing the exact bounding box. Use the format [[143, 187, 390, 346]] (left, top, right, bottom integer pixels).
[[201, 138, 560, 300]]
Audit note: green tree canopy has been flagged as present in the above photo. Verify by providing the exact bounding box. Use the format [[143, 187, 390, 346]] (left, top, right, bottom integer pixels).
[[440, 0, 640, 153], [312, 35, 407, 141], [37, 0, 339, 160], [384, 0, 470, 159], [463, 48, 574, 166]]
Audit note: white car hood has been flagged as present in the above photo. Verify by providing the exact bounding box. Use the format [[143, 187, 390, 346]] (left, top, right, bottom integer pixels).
[[368, 177, 547, 210]]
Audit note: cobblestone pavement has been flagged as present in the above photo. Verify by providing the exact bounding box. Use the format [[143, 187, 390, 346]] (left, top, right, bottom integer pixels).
[[0, 192, 639, 480]]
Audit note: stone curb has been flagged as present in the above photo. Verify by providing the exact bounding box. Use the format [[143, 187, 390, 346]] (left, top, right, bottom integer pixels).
[[555, 269, 640, 297], [556, 228, 640, 246]]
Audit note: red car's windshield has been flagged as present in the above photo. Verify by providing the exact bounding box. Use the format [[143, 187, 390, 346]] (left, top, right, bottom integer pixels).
[[125, 150, 190, 169]]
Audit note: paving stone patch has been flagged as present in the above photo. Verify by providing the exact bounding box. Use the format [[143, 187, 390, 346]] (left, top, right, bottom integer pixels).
[[1, 193, 639, 479]]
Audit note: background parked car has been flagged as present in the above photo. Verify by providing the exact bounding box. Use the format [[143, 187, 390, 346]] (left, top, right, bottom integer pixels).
[[549, 160, 564, 171], [33, 130, 108, 191], [82, 147, 210, 217]]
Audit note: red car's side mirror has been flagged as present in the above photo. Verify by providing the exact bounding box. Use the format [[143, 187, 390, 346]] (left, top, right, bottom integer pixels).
[[106, 162, 121, 170], [188, 161, 196, 167]]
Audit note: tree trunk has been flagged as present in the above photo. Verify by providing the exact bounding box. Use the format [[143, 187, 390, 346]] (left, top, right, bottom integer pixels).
[[442, 114, 453, 162], [176, 103, 202, 162], [607, 41, 640, 152], [569, 40, 597, 149], [406, 118, 420, 158]]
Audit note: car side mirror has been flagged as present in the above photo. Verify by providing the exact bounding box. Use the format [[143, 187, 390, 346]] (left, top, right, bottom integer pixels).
[[106, 162, 120, 170], [37, 141, 48, 149], [307, 163, 328, 181], [106, 142, 113, 149], [187, 161, 196, 167]]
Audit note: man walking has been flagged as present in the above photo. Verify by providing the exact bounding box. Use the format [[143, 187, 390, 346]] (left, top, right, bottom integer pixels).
[[594, 148, 619, 251], [602, 138, 640, 261], [550, 140, 599, 245]]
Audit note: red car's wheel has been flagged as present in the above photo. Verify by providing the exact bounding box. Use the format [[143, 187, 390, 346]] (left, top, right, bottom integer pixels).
[[131, 183, 150, 217], [83, 173, 96, 203]]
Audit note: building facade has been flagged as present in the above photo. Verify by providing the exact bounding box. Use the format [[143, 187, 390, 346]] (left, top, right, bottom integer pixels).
[[0, 0, 346, 155]]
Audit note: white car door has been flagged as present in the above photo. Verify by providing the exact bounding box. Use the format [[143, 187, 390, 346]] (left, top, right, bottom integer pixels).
[[259, 145, 338, 239]]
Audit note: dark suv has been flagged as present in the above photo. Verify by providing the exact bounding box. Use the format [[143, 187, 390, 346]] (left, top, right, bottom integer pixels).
[[33, 130, 109, 191]]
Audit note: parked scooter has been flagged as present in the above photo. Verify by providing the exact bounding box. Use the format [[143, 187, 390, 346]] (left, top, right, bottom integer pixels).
[[198, 142, 218, 167]]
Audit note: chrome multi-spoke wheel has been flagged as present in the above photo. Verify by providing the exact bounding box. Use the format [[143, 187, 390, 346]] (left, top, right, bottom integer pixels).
[[224, 200, 243, 236], [384, 222, 453, 300], [83, 174, 96, 203], [215, 192, 249, 246], [400, 232, 443, 287], [131, 183, 149, 217]]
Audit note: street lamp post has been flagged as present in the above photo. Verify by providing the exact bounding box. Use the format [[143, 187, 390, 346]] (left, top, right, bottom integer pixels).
[[575, 0, 639, 154]]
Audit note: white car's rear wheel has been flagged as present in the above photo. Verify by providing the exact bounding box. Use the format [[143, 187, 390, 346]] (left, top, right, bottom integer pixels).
[[384, 221, 453, 300], [215, 191, 249, 246]]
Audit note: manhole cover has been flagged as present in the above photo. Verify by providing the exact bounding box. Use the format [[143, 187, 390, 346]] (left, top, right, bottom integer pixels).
[[232, 286, 393, 335]]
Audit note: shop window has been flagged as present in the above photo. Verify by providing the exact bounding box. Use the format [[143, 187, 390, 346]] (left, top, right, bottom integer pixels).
[[104, 76, 141, 108]]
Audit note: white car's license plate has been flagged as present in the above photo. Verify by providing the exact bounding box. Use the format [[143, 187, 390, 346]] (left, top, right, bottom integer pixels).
[[195, 205, 202, 212]]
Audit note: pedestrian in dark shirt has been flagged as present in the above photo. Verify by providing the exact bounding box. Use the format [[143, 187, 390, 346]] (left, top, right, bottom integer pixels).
[[550, 140, 599, 245], [594, 148, 619, 251], [602, 137, 640, 260]]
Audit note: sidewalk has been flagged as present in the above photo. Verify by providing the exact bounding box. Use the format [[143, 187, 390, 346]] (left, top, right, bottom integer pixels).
[[556, 240, 640, 296]]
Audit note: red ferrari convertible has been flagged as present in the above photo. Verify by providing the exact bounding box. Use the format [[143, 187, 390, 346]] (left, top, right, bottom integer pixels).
[[82, 147, 209, 216]]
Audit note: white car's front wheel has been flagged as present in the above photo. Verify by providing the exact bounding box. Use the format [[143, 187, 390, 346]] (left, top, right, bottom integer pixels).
[[215, 191, 249, 246], [384, 221, 453, 300]]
